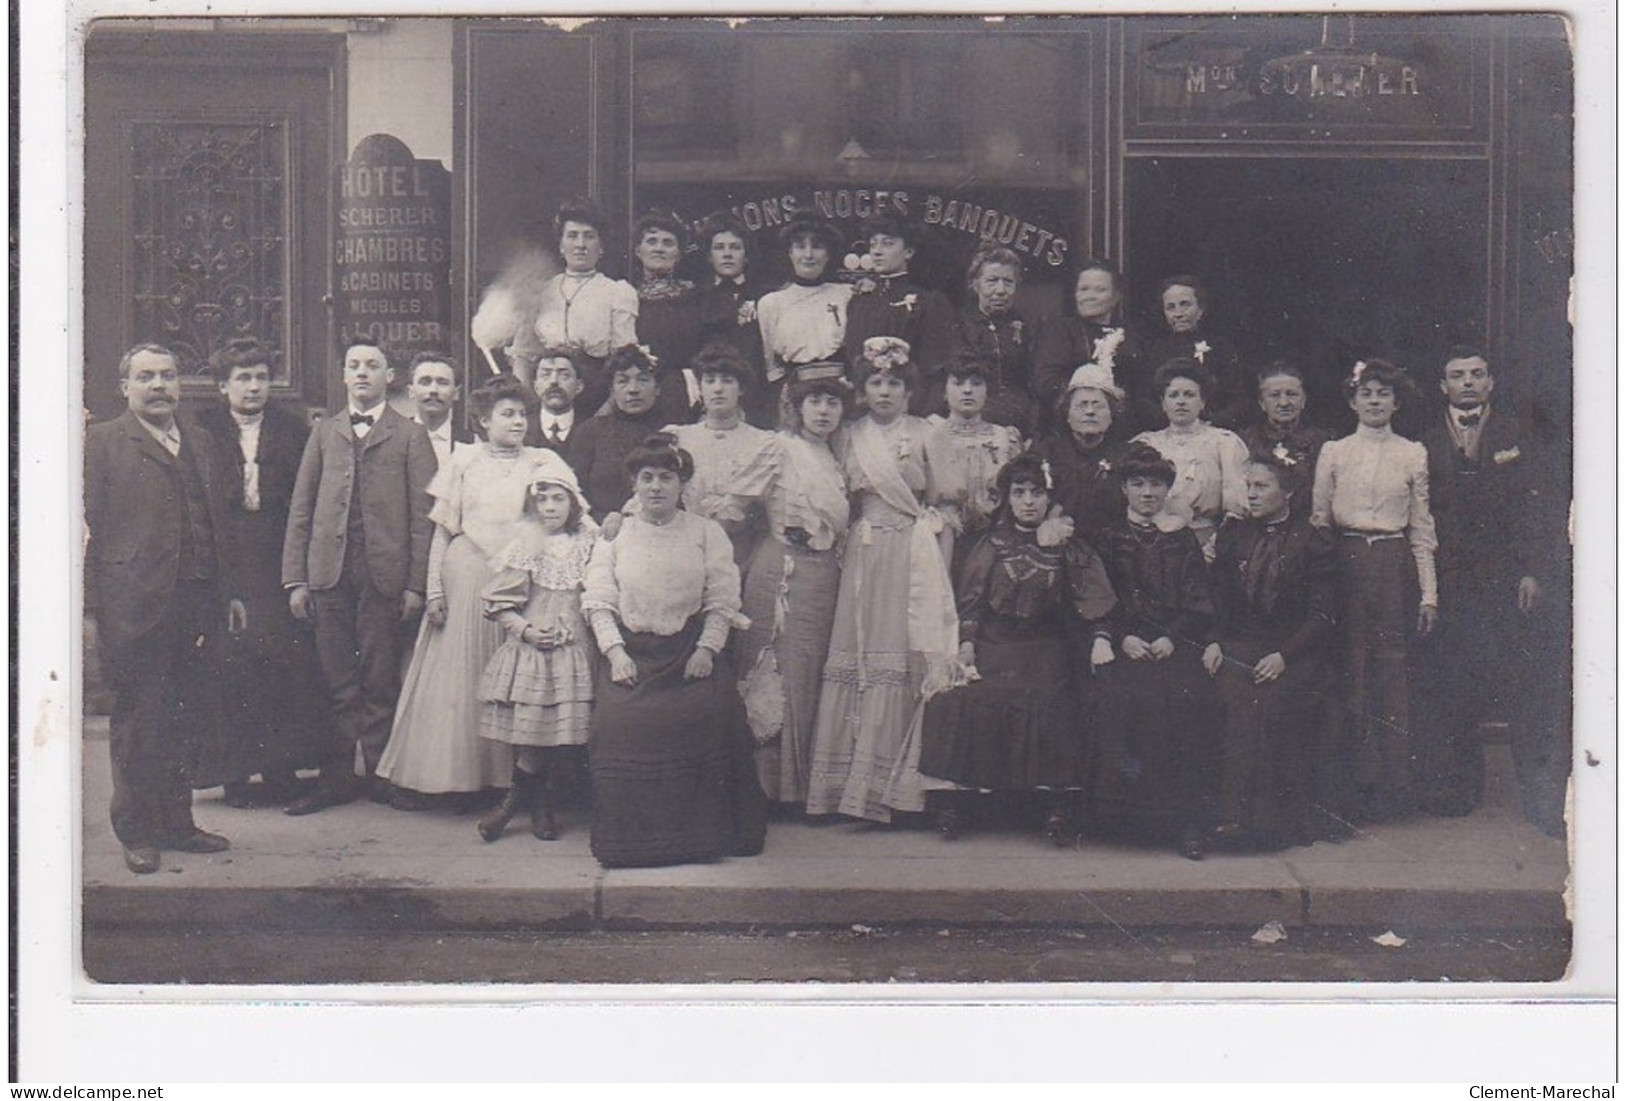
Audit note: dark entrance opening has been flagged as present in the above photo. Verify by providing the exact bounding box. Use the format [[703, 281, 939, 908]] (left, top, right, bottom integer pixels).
[[1125, 156, 1489, 434]]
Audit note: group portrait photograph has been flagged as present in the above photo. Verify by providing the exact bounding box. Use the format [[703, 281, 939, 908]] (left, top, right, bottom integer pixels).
[[12, 0, 1615, 1085]]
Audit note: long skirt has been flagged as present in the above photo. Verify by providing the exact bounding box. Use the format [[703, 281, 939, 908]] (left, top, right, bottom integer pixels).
[[1212, 637, 1326, 848], [1087, 646, 1216, 842], [805, 524, 928, 822], [1336, 536, 1420, 821], [589, 617, 768, 869], [920, 635, 1083, 790], [377, 535, 514, 793], [736, 539, 841, 803], [188, 507, 326, 787]]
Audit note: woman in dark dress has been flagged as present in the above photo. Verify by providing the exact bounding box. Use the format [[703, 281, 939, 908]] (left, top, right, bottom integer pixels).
[[945, 245, 1035, 435], [193, 337, 324, 805], [1238, 359, 1331, 474], [581, 433, 767, 869], [1126, 275, 1248, 433], [841, 211, 954, 414], [630, 208, 705, 425], [691, 212, 770, 427], [920, 452, 1118, 844], [1032, 260, 1135, 434], [1088, 443, 1219, 860], [566, 344, 670, 521], [1030, 362, 1131, 539], [1203, 453, 1337, 851]]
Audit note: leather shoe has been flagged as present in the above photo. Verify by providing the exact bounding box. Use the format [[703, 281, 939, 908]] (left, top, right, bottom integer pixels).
[[123, 844, 161, 874], [165, 829, 230, 854], [388, 786, 434, 812], [366, 776, 395, 805], [284, 784, 358, 816]]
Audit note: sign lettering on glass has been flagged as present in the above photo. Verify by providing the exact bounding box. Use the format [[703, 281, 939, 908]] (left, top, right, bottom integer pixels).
[[333, 135, 451, 353]]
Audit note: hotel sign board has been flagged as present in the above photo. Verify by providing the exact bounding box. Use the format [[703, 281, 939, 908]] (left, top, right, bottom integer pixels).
[[333, 134, 452, 357]]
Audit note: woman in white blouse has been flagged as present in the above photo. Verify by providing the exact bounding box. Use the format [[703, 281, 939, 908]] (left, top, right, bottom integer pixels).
[[1310, 358, 1438, 824], [581, 433, 767, 868], [1131, 357, 1249, 561], [509, 196, 638, 415], [756, 213, 854, 425]]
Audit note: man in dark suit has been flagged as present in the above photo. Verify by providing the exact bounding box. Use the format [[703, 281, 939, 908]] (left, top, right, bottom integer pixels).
[[85, 343, 243, 873], [524, 345, 587, 461], [1416, 346, 1569, 834], [281, 339, 436, 815], [406, 351, 476, 464]]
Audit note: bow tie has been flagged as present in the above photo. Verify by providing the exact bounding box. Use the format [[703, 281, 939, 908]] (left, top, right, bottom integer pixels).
[[1456, 412, 1482, 429], [717, 275, 745, 287], [349, 412, 375, 427]]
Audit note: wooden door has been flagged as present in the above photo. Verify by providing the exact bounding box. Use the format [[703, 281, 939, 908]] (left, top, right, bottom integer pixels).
[[83, 28, 346, 418]]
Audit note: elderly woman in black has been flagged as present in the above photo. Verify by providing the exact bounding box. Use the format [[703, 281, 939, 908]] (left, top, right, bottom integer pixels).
[[919, 451, 1117, 845], [1238, 359, 1331, 473], [1089, 442, 1219, 860], [1031, 362, 1133, 537], [581, 433, 767, 869], [946, 245, 1035, 434], [1032, 260, 1134, 433], [1203, 453, 1337, 851]]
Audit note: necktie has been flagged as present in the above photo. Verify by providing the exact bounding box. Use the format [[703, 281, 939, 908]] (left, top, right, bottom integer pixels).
[[549, 423, 564, 444], [350, 412, 375, 427]]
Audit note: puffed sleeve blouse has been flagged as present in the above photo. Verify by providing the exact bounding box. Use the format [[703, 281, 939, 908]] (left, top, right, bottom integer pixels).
[[581, 510, 749, 654], [533, 272, 640, 358]]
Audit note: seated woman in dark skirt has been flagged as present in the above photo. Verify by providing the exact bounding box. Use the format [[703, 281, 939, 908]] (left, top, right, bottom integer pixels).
[[580, 433, 767, 869], [920, 452, 1118, 844], [1202, 453, 1337, 852], [1089, 442, 1220, 860]]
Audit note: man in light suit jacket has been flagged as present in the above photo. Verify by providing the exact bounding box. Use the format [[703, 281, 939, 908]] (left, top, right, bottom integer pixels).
[[85, 343, 244, 873], [1415, 346, 1569, 835], [281, 339, 436, 814]]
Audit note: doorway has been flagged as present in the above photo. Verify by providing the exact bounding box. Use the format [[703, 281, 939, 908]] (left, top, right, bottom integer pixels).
[[1125, 156, 1490, 432], [83, 29, 345, 417]]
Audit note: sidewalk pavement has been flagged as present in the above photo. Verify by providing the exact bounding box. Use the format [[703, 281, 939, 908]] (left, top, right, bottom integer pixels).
[[80, 717, 1569, 935]]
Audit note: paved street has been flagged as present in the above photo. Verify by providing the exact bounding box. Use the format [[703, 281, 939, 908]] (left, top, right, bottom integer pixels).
[[79, 716, 1573, 986], [85, 925, 1571, 986]]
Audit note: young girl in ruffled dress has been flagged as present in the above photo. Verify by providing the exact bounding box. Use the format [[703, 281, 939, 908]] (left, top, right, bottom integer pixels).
[[474, 462, 598, 842]]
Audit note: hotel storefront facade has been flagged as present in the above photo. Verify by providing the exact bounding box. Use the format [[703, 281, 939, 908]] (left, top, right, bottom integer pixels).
[[82, 12, 1571, 452]]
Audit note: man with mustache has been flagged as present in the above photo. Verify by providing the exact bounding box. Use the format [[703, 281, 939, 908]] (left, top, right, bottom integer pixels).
[[523, 346, 587, 463], [406, 352, 474, 465], [85, 343, 244, 873]]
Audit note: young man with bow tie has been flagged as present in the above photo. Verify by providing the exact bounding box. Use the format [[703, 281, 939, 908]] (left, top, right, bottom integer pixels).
[[1416, 346, 1570, 835], [280, 339, 436, 814]]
